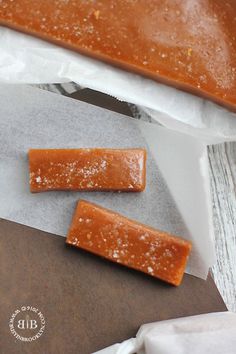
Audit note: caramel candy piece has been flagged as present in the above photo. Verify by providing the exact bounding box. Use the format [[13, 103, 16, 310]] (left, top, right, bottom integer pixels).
[[0, 1, 235, 111], [66, 200, 192, 286], [29, 148, 146, 192]]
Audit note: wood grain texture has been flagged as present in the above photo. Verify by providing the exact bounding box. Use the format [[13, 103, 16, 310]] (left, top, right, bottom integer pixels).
[[208, 144, 236, 312], [33, 82, 236, 312]]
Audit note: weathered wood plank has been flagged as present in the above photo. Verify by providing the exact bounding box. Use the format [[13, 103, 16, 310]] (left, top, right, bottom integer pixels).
[[208, 143, 236, 312]]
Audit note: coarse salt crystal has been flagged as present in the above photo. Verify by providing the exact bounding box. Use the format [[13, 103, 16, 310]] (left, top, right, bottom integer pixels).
[[147, 266, 154, 273], [35, 176, 41, 183]]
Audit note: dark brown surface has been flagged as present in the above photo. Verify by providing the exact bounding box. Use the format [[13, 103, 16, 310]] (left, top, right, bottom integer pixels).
[[1, 0, 236, 111], [70, 89, 134, 117], [0, 218, 226, 354]]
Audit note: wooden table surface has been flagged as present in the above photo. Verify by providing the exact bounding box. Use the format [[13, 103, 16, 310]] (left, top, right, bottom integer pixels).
[[34, 82, 236, 313], [208, 144, 236, 312]]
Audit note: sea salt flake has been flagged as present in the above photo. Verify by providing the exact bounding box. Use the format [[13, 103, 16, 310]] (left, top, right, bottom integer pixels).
[[35, 176, 41, 183], [113, 250, 119, 258]]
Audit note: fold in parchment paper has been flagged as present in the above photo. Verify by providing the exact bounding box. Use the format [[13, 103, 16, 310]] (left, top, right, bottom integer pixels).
[[94, 312, 236, 354], [0, 85, 214, 279], [0, 27, 236, 143]]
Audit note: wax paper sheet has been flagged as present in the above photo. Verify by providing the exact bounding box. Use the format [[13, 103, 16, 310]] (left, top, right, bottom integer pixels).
[[0, 27, 236, 143], [0, 85, 214, 279], [94, 312, 236, 354]]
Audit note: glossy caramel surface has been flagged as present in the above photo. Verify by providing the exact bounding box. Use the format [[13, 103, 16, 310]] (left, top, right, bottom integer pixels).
[[1, 0, 236, 110], [29, 148, 146, 192], [66, 200, 192, 286]]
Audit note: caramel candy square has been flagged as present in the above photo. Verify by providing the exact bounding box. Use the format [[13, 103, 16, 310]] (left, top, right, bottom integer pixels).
[[66, 200, 192, 286], [29, 148, 146, 192]]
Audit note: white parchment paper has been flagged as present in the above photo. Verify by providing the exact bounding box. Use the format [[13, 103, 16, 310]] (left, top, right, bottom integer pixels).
[[0, 27, 236, 143], [94, 312, 236, 354], [0, 85, 214, 279]]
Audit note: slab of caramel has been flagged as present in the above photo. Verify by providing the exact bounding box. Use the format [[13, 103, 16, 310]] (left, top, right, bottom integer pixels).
[[29, 148, 146, 192], [0, 1, 236, 111], [66, 200, 192, 286]]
